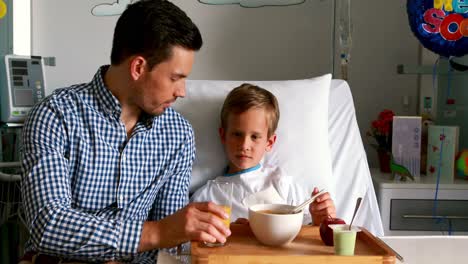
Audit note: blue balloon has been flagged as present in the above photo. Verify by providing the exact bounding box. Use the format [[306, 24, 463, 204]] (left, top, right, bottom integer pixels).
[[407, 0, 468, 58]]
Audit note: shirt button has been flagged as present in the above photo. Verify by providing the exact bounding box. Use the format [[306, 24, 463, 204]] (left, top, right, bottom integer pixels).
[[121, 154, 126, 161], [119, 195, 124, 202]]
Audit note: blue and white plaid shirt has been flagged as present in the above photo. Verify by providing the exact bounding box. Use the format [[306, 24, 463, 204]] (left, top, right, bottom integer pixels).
[[21, 66, 195, 263]]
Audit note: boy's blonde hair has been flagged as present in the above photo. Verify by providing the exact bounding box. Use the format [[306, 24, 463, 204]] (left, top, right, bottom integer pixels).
[[220, 83, 280, 137]]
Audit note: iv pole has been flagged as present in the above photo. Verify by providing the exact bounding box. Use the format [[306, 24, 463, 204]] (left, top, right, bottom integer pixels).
[[331, 0, 352, 81], [331, 0, 336, 78]]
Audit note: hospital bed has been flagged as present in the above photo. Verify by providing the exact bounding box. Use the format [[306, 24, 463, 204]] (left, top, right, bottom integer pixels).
[[6, 74, 384, 264], [174, 74, 384, 236]]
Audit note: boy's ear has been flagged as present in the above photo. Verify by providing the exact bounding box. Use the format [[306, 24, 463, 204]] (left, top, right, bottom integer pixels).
[[129, 56, 147, 81], [265, 134, 277, 152], [218, 127, 226, 144]]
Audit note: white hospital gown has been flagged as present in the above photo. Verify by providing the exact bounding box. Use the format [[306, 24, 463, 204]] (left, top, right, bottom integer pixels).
[[191, 164, 313, 225]]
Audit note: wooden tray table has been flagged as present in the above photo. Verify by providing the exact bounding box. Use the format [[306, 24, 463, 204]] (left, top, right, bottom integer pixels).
[[191, 224, 396, 264]]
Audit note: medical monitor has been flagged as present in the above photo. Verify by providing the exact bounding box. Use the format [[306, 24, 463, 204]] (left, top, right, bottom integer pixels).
[[0, 55, 46, 123]]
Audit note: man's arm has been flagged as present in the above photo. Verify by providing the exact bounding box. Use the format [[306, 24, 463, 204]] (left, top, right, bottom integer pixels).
[[139, 202, 231, 251], [21, 100, 142, 261], [141, 130, 230, 250]]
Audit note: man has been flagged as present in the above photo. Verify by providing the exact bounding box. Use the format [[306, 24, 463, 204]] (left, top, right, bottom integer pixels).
[[20, 1, 230, 263]]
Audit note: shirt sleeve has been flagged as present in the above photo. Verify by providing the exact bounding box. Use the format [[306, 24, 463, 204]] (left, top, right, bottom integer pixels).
[[149, 126, 194, 220], [147, 127, 194, 255], [190, 182, 210, 203], [21, 100, 142, 261], [280, 176, 312, 225]]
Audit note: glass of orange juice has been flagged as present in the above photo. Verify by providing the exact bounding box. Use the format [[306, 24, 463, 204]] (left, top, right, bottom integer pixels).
[[204, 179, 233, 247]]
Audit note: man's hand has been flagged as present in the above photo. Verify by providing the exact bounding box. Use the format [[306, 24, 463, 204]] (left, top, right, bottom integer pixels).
[[139, 202, 231, 251], [308, 187, 336, 225]]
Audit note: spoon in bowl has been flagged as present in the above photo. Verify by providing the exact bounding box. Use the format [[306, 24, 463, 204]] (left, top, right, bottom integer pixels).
[[349, 197, 362, 230], [289, 189, 327, 214]]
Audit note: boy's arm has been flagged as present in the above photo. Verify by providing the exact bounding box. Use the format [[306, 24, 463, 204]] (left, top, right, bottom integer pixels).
[[190, 181, 212, 203], [308, 187, 336, 225], [286, 181, 313, 225]]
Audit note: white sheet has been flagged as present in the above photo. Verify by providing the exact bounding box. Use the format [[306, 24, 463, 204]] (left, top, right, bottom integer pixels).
[[328, 80, 384, 236]]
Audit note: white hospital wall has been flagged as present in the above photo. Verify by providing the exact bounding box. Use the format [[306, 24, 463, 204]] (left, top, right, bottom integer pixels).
[[31, 0, 332, 90], [31, 0, 419, 167], [344, 1, 419, 167]]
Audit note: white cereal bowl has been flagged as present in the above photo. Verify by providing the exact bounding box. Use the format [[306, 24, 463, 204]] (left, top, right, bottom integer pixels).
[[248, 204, 303, 247]]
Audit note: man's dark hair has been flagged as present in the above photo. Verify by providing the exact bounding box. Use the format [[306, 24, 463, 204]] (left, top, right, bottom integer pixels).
[[110, 0, 203, 69]]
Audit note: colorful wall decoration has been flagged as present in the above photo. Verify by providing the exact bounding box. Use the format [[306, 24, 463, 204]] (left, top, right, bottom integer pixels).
[[91, 0, 307, 17], [92, 0, 131, 16], [0, 0, 7, 20], [407, 0, 468, 57], [198, 0, 305, 8]]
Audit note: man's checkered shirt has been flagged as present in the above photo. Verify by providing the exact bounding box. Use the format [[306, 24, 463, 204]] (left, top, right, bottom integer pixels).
[[21, 66, 195, 263]]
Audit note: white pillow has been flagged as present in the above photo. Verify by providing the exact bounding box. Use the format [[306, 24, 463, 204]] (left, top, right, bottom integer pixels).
[[173, 74, 333, 194]]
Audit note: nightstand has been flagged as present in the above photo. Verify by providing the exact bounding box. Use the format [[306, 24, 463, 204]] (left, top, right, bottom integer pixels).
[[370, 168, 468, 236]]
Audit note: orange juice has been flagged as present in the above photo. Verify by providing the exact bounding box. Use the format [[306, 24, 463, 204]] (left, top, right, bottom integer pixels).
[[220, 205, 231, 228], [203, 205, 232, 247]]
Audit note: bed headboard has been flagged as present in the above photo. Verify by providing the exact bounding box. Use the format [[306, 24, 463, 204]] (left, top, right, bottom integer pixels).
[[173, 74, 332, 194]]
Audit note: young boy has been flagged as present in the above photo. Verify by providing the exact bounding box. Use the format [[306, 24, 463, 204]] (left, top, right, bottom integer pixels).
[[191, 83, 336, 225]]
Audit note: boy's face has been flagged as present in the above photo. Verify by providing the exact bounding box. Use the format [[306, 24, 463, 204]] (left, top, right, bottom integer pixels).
[[219, 107, 276, 174]]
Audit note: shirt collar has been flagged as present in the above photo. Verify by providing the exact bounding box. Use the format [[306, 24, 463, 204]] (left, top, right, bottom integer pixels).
[[92, 65, 155, 130], [93, 65, 122, 117], [224, 164, 261, 177]]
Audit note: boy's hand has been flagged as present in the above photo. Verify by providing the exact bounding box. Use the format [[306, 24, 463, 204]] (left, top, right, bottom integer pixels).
[[309, 187, 336, 225], [233, 218, 249, 225]]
